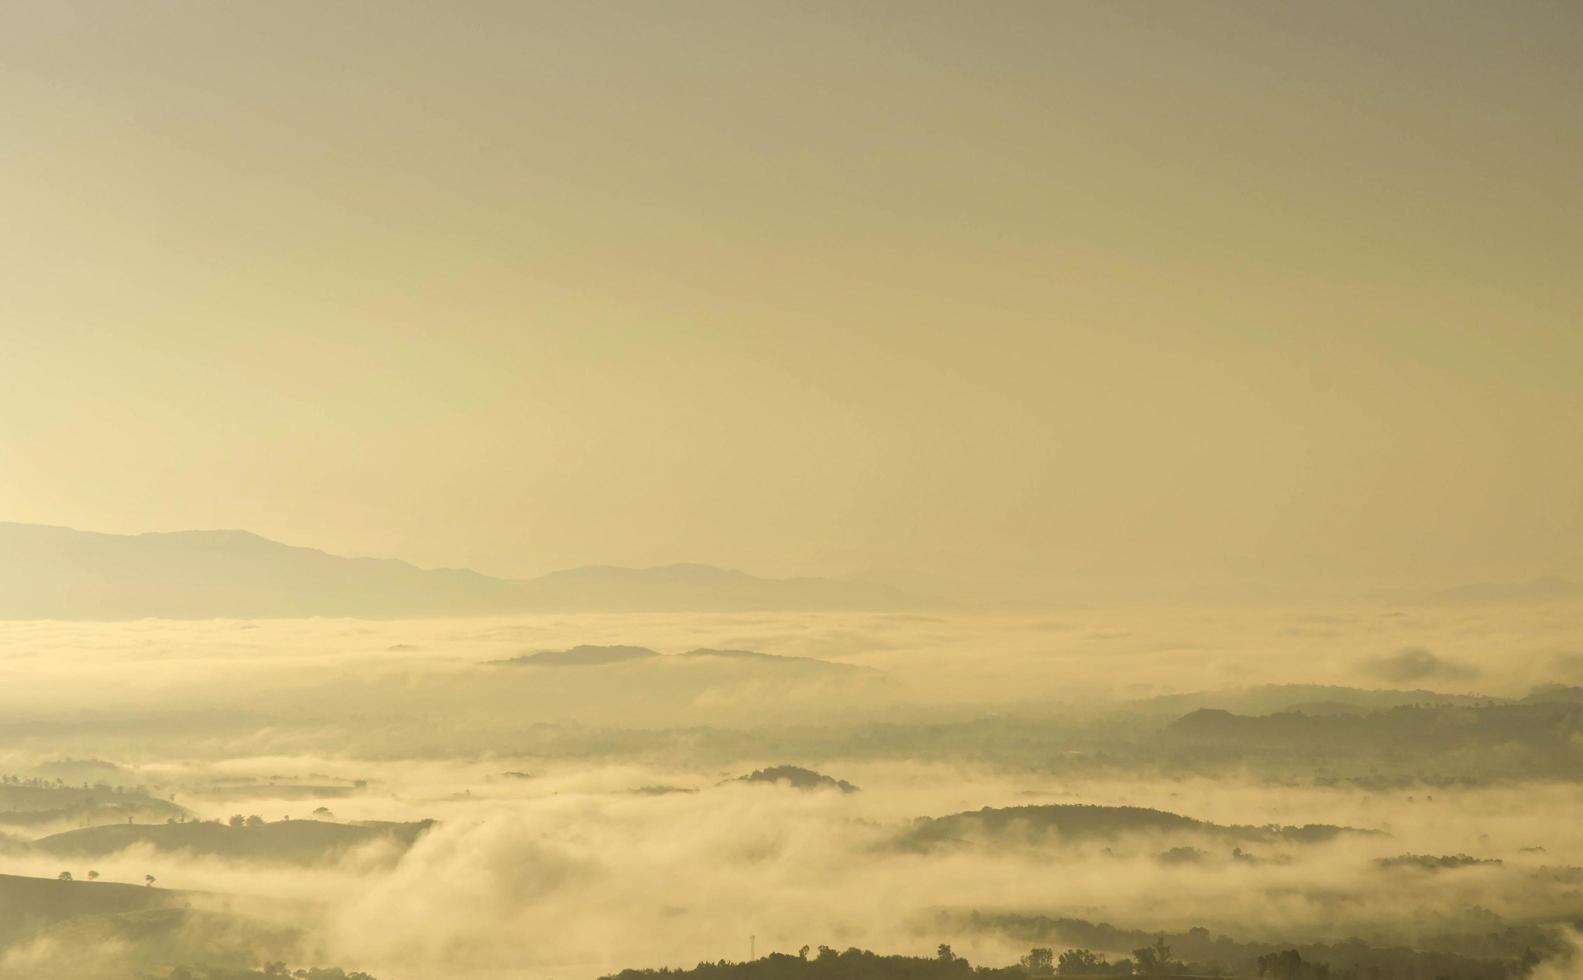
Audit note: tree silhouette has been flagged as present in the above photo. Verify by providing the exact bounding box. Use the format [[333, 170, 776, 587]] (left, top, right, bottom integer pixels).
[[1132, 937, 1174, 975], [1020, 949, 1054, 976], [1056, 950, 1105, 975]]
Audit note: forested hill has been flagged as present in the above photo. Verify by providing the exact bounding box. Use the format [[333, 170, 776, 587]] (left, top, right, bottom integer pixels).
[[898, 804, 1371, 850]]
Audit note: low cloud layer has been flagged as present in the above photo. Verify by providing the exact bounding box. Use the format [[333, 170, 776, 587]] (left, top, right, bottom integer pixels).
[[1, 602, 1580, 978]]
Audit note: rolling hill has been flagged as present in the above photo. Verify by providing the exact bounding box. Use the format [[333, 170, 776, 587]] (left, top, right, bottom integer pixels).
[[32, 818, 433, 865], [0, 874, 305, 974], [0, 778, 189, 829], [898, 803, 1374, 850], [0, 872, 183, 945]]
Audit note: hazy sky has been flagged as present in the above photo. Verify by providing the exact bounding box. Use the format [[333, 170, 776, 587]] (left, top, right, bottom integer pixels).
[[2, 1, 1579, 594]]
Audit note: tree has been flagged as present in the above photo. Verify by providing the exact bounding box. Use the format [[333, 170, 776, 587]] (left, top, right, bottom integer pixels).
[[1058, 949, 1104, 975], [1021, 948, 1055, 976], [938, 945, 957, 963], [1257, 950, 1327, 980], [229, 814, 246, 828], [56, 871, 72, 881], [246, 814, 265, 827], [1133, 937, 1174, 975], [144, 874, 156, 887], [86, 870, 99, 880]]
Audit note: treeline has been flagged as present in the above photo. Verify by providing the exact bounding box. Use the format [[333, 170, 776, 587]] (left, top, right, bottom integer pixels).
[[970, 914, 1554, 980], [599, 942, 1228, 980], [152, 965, 377, 980], [601, 941, 1229, 980], [602, 940, 1551, 980], [0, 772, 187, 826], [603, 946, 1016, 980]]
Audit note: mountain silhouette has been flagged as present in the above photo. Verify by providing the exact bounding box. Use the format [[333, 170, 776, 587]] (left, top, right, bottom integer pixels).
[[0, 522, 936, 619]]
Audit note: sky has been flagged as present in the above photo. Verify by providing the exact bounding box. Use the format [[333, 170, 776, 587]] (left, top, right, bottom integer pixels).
[[2, 1, 1579, 597]]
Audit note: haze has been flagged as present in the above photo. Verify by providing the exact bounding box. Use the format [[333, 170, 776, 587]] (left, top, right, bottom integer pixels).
[[2, 4, 1582, 980], [4, 1, 1580, 597]]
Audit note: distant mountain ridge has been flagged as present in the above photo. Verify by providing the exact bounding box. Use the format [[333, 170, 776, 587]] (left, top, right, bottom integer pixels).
[[493, 645, 863, 671], [0, 522, 936, 619]]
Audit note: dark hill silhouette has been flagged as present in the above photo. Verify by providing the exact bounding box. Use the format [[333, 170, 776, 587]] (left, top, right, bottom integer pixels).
[[679, 648, 863, 672], [0, 522, 936, 618], [32, 818, 432, 865], [1521, 684, 1583, 704], [971, 912, 1542, 980], [495, 645, 661, 667], [1374, 853, 1501, 871], [0, 872, 181, 945], [602, 933, 1538, 980], [899, 804, 1372, 850], [0, 777, 188, 828], [0, 873, 371, 976], [24, 906, 302, 972], [1170, 702, 1583, 749], [0, 875, 308, 975], [1161, 702, 1583, 780], [604, 948, 1024, 980], [736, 766, 859, 793], [1136, 684, 1493, 718]]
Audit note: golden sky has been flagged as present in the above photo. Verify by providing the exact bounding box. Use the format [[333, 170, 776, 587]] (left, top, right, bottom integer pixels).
[[2, 2, 1579, 595]]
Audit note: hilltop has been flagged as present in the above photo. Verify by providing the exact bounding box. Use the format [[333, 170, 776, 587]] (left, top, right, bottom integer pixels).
[[496, 644, 662, 667], [736, 766, 860, 793], [898, 804, 1373, 850]]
